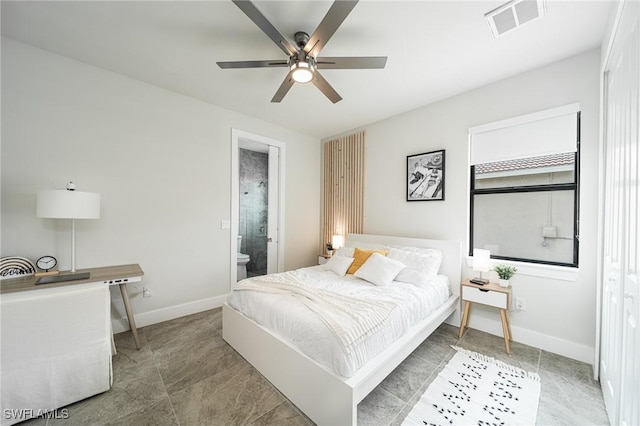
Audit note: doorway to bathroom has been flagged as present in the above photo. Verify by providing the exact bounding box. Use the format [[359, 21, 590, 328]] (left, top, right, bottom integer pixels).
[[230, 129, 285, 284]]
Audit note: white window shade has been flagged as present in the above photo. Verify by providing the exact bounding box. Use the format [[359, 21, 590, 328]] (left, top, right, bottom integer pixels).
[[470, 103, 579, 165]]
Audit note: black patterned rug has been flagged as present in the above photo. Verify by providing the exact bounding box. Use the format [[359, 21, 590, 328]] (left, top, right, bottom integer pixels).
[[402, 346, 540, 426]]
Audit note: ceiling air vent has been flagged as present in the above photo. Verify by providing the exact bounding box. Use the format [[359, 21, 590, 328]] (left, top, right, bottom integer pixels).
[[485, 0, 546, 38]]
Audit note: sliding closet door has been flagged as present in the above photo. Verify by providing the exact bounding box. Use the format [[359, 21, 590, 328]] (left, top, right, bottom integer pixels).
[[600, 1, 640, 425], [617, 4, 640, 422]]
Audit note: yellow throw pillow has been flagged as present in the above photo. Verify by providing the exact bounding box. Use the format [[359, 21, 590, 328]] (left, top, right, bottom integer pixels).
[[347, 248, 389, 275]]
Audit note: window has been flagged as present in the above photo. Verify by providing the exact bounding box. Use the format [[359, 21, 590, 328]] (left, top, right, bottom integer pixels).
[[469, 105, 580, 267]]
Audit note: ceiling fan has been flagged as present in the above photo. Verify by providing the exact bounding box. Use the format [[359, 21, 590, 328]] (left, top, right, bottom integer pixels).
[[217, 0, 387, 103]]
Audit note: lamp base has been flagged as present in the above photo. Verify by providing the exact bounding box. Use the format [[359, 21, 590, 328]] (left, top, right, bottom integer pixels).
[[470, 277, 489, 285]]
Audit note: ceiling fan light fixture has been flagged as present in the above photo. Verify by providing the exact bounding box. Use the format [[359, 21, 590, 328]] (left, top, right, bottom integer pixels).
[[290, 61, 313, 84]]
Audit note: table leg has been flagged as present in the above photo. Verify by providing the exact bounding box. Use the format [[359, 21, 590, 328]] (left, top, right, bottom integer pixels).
[[500, 309, 511, 354], [458, 301, 472, 338], [119, 283, 142, 349]]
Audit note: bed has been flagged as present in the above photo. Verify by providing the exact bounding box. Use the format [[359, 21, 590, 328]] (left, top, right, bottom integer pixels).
[[222, 234, 462, 425]]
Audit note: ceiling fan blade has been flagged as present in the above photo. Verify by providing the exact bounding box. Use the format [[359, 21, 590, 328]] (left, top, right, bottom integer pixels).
[[217, 60, 288, 69], [232, 0, 298, 56], [271, 71, 295, 103], [311, 70, 342, 103], [304, 1, 358, 57], [316, 56, 387, 69]]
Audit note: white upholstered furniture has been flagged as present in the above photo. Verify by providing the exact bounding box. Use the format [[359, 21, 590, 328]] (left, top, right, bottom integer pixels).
[[0, 283, 111, 425], [0, 264, 144, 425], [222, 234, 462, 425]]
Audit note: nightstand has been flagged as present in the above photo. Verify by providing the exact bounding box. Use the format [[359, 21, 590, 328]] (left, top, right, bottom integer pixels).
[[458, 279, 513, 353]]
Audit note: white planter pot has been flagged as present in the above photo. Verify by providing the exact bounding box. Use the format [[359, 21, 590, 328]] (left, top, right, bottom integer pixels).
[[498, 278, 510, 287]]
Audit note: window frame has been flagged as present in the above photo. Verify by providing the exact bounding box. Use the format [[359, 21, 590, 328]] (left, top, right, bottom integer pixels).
[[468, 113, 581, 267]]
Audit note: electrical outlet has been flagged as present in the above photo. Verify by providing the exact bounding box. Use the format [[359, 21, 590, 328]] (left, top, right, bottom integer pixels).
[[542, 226, 557, 238], [515, 297, 526, 311], [143, 287, 152, 298]]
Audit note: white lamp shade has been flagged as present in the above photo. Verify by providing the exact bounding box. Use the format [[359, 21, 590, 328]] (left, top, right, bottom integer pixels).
[[331, 234, 344, 250], [37, 190, 100, 219], [472, 248, 491, 273]]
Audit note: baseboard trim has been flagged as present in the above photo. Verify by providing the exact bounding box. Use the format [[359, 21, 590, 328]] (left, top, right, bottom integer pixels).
[[465, 314, 594, 365], [112, 295, 594, 365], [111, 294, 227, 334]]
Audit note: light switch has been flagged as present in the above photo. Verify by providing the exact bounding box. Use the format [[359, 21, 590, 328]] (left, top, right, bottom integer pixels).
[[221, 220, 231, 230]]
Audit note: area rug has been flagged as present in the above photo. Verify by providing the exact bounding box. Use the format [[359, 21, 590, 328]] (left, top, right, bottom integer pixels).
[[402, 346, 541, 426]]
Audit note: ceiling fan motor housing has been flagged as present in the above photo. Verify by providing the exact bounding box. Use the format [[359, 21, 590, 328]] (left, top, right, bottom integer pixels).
[[294, 31, 310, 49]]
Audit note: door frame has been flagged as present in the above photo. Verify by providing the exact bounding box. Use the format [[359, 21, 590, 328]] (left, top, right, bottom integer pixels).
[[230, 128, 286, 285]]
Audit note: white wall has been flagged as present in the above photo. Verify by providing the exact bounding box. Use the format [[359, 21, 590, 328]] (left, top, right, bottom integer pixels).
[[1, 38, 321, 329], [353, 49, 601, 363]]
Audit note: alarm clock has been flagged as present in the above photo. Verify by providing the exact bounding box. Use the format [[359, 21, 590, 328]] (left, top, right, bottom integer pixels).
[[35, 255, 59, 277]]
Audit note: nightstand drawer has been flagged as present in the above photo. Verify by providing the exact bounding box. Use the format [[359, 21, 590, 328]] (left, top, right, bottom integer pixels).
[[462, 286, 508, 309]]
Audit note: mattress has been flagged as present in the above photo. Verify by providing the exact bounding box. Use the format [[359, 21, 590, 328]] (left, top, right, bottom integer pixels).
[[227, 265, 450, 377]]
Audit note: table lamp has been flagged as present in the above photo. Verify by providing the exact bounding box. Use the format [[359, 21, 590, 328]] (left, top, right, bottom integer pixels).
[[37, 182, 100, 273], [471, 248, 491, 285], [331, 234, 344, 250]]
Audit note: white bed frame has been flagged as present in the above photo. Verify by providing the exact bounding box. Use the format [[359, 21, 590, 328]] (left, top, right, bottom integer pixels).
[[222, 234, 462, 425]]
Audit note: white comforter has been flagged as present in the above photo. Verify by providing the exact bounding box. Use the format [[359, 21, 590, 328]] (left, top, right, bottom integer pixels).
[[227, 266, 450, 377]]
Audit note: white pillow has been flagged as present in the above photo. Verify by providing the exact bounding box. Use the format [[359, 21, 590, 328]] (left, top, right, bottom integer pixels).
[[333, 247, 355, 258], [394, 267, 431, 287], [354, 253, 406, 286], [387, 247, 442, 277], [324, 256, 355, 276]]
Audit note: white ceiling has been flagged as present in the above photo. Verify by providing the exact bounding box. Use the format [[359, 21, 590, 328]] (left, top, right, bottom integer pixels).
[[1, 0, 612, 139]]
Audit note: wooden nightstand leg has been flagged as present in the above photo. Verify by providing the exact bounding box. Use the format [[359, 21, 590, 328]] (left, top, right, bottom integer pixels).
[[505, 310, 513, 341], [500, 309, 511, 354], [458, 301, 472, 338]]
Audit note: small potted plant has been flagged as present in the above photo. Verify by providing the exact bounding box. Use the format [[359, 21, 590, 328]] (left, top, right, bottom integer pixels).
[[493, 264, 517, 287], [326, 241, 334, 256]]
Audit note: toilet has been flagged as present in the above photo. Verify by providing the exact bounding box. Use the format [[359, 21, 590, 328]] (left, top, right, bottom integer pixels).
[[237, 235, 250, 281]]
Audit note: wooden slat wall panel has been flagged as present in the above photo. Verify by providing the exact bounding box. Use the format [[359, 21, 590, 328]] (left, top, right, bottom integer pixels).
[[321, 131, 365, 253]]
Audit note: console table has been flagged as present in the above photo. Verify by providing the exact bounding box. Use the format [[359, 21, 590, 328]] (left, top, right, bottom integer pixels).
[[0, 263, 145, 349]]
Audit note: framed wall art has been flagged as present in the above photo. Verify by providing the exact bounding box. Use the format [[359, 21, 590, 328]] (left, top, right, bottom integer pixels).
[[407, 150, 445, 201]]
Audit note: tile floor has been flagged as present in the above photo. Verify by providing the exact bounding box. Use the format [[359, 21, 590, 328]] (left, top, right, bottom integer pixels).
[[23, 308, 609, 425]]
